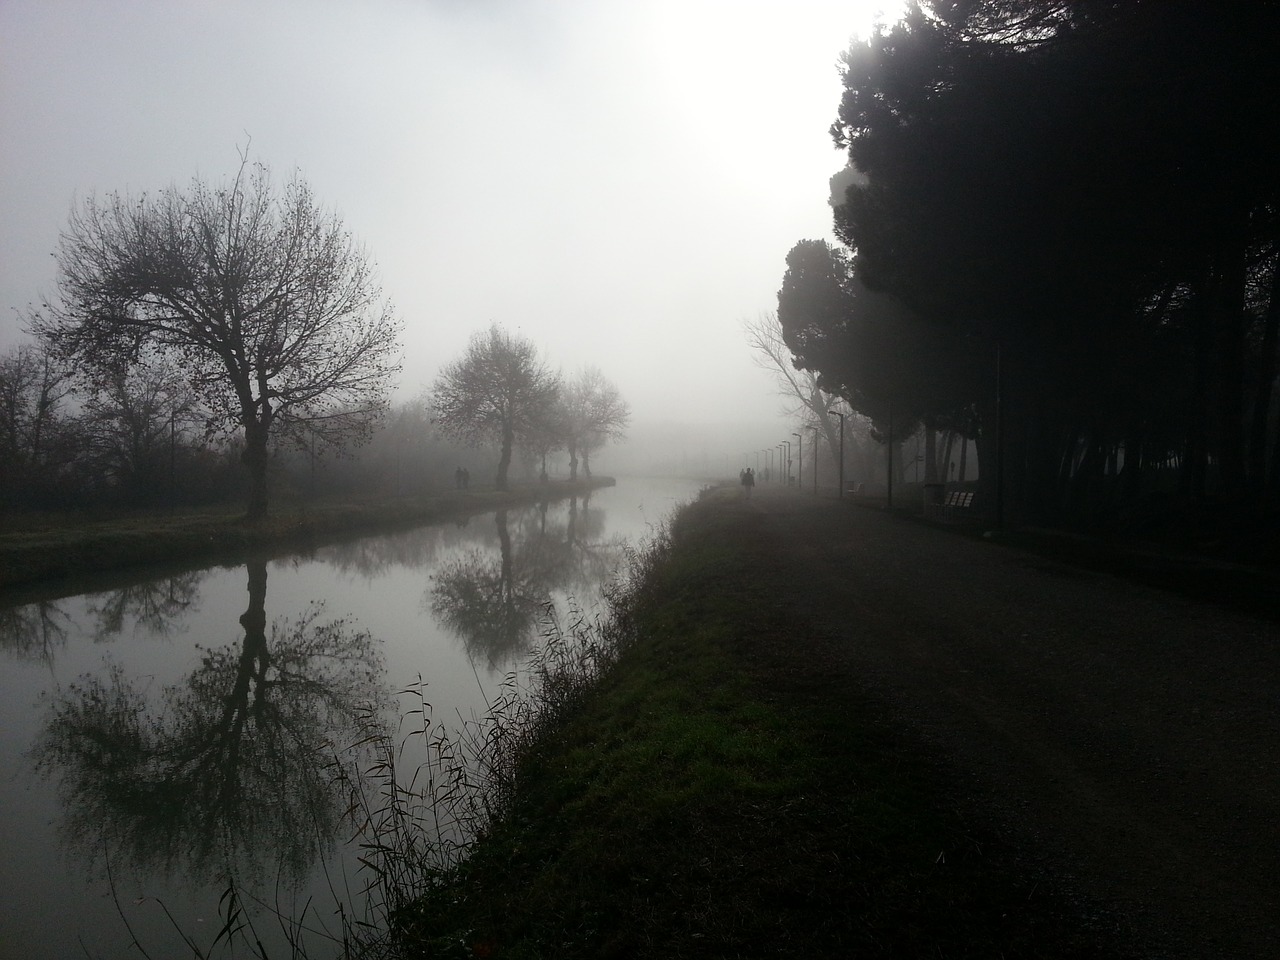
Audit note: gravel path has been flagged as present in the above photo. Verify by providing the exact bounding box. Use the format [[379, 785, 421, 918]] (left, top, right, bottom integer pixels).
[[738, 490, 1279, 959]]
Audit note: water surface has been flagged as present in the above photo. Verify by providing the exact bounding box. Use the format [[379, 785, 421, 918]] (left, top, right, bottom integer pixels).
[[0, 477, 701, 959]]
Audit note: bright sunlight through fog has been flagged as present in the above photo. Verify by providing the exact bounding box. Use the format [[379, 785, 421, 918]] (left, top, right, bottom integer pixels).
[[0, 0, 903, 437]]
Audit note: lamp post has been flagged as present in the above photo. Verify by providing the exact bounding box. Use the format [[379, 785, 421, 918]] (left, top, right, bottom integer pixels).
[[792, 432, 802, 490], [777, 443, 785, 484], [809, 425, 818, 496], [781, 440, 791, 486], [828, 410, 845, 499]]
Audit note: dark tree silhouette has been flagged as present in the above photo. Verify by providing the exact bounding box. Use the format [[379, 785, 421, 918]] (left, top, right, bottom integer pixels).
[[743, 311, 844, 464], [430, 325, 559, 491], [0, 600, 71, 664], [429, 498, 625, 670], [79, 352, 199, 502], [84, 572, 204, 641], [0, 341, 80, 505], [33, 560, 386, 886], [560, 366, 630, 480], [776, 239, 970, 484], [822, 0, 1280, 528], [430, 509, 550, 670], [31, 157, 402, 520]]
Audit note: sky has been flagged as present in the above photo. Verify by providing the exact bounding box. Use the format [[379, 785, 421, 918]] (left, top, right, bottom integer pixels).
[[0, 0, 903, 434]]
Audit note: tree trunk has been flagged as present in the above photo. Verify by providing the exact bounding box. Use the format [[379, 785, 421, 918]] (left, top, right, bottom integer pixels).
[[1248, 254, 1280, 499], [568, 441, 579, 482], [1213, 241, 1248, 496], [582, 449, 592, 478], [496, 426, 513, 491], [1180, 278, 1213, 501], [242, 420, 271, 522], [941, 430, 956, 482], [496, 510, 512, 595], [1121, 424, 1145, 505], [923, 420, 938, 483]]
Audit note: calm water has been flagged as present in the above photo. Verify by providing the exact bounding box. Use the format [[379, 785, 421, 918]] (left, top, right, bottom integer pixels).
[[0, 477, 703, 960]]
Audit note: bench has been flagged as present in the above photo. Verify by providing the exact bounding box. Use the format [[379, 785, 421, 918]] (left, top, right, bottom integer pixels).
[[942, 490, 975, 521], [925, 488, 975, 521]]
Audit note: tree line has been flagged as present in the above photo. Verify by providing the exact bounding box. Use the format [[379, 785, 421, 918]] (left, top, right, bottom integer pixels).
[[4, 155, 627, 518], [775, 1, 1280, 537]]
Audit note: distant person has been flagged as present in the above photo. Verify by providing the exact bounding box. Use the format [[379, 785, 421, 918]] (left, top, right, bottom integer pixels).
[[455, 466, 464, 490], [744, 467, 755, 498]]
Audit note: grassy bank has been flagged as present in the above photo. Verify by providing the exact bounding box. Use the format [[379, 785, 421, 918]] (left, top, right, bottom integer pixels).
[[0, 478, 613, 592], [395, 489, 1117, 959]]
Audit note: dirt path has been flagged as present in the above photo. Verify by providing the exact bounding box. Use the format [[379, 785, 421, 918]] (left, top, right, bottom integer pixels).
[[733, 489, 1279, 959]]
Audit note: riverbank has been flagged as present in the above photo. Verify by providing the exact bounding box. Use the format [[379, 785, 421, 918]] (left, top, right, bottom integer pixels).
[[398, 486, 1130, 958], [0, 477, 614, 592]]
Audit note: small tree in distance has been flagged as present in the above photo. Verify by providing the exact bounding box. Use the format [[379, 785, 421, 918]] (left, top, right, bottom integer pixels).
[[31, 155, 402, 520], [562, 366, 630, 480], [431, 324, 559, 491]]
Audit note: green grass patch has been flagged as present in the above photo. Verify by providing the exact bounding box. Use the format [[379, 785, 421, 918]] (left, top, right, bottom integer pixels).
[[394, 497, 1117, 958]]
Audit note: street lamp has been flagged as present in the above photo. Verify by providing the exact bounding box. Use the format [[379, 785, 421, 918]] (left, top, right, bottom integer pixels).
[[781, 440, 791, 486], [792, 432, 802, 490], [828, 410, 845, 499], [777, 443, 785, 484]]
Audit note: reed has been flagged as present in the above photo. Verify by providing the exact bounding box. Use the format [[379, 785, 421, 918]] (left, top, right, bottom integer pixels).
[[336, 527, 674, 955]]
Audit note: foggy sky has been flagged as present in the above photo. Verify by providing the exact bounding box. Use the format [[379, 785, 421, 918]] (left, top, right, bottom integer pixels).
[[0, 0, 900, 433]]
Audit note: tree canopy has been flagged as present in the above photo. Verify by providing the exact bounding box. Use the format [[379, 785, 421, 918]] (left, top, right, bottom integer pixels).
[[559, 366, 630, 481], [785, 0, 1280, 531], [430, 324, 560, 491], [31, 158, 402, 519]]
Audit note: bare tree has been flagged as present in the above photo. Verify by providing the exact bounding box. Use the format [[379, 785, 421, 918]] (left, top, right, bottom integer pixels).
[[561, 366, 630, 480], [80, 349, 198, 500], [743, 312, 844, 464], [0, 341, 79, 503], [31, 156, 402, 520], [431, 324, 559, 491]]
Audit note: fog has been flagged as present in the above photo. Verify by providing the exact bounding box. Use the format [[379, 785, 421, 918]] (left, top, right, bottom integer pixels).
[[0, 0, 902, 468]]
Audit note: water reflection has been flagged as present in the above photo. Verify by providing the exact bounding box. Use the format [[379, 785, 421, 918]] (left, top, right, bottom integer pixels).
[[0, 599, 71, 663], [431, 494, 627, 671], [32, 559, 387, 888], [85, 572, 204, 640], [431, 509, 550, 670]]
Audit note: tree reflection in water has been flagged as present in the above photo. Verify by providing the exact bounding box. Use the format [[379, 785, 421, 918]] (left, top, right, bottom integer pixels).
[[85, 571, 204, 641], [32, 559, 387, 888], [431, 509, 547, 671], [431, 497, 628, 671], [0, 599, 71, 663]]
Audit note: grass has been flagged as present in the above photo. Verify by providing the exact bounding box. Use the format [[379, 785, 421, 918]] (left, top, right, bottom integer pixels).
[[0, 479, 612, 591], [385, 490, 1118, 958]]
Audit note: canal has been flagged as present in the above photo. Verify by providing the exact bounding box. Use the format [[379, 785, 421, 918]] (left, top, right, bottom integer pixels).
[[0, 477, 704, 959]]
